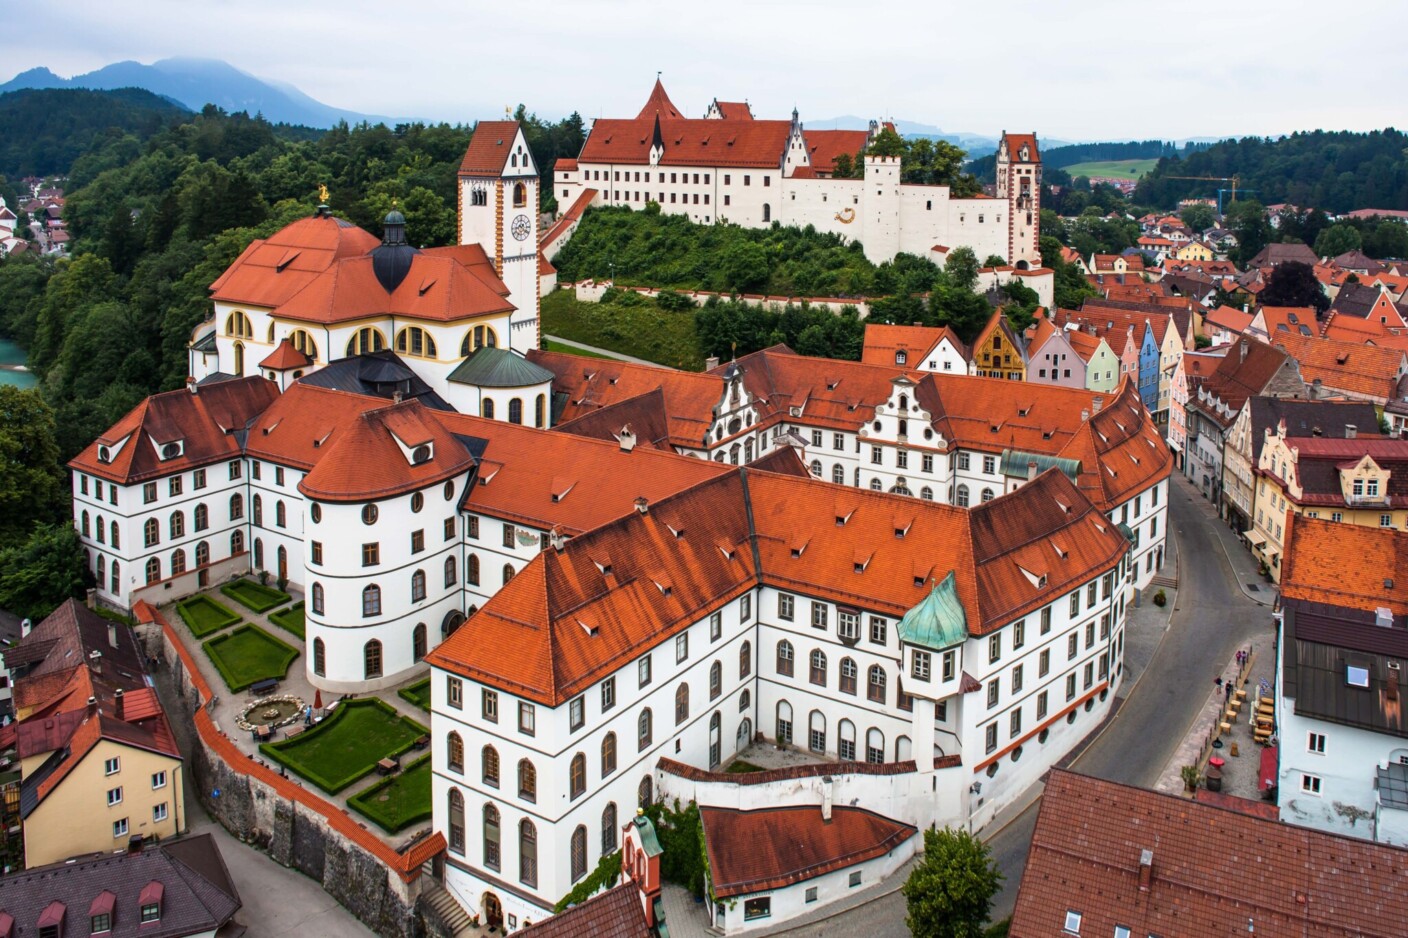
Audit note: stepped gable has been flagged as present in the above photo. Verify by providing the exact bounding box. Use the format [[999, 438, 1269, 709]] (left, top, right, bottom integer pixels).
[[436, 408, 731, 534], [298, 398, 476, 502], [804, 129, 869, 174], [711, 100, 753, 120], [209, 212, 379, 309], [701, 805, 916, 899], [244, 383, 385, 470], [1271, 331, 1407, 401], [551, 386, 674, 449], [68, 376, 277, 484], [528, 349, 725, 447], [460, 120, 526, 175]]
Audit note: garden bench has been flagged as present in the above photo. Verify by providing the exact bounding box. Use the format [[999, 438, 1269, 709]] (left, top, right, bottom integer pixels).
[[284, 724, 306, 739], [413, 735, 430, 750], [377, 757, 399, 775]]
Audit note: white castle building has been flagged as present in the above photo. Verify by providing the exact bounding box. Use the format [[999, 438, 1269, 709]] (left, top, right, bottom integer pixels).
[[550, 80, 1042, 268], [67, 117, 1168, 934]]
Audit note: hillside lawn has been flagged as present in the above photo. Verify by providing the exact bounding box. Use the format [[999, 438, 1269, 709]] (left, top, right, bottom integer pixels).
[[541, 288, 703, 370], [1063, 158, 1160, 179]]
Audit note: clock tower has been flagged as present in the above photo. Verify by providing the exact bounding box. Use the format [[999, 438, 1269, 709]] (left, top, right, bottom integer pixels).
[[459, 121, 541, 351]]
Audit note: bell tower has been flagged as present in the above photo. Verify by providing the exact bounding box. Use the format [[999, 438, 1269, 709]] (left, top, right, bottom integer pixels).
[[459, 121, 541, 351], [996, 131, 1042, 269]]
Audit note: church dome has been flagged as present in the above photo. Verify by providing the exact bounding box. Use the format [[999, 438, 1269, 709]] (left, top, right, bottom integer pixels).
[[371, 209, 420, 293]]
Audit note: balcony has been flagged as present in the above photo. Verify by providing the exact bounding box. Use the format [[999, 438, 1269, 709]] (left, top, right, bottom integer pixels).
[[1346, 493, 1391, 508]]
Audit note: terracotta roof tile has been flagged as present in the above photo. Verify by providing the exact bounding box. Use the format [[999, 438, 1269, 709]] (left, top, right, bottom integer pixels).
[[804, 129, 869, 174], [272, 252, 514, 326], [516, 882, 651, 937], [861, 323, 966, 367], [1280, 515, 1408, 615], [459, 121, 525, 176], [636, 79, 682, 120], [580, 117, 791, 169], [208, 213, 379, 308], [1271, 331, 1408, 401], [259, 337, 312, 371]]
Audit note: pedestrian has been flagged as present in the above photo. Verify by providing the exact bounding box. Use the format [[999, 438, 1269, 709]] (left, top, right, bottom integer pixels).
[[1215, 676, 1223, 688], [1226, 682, 1234, 703]]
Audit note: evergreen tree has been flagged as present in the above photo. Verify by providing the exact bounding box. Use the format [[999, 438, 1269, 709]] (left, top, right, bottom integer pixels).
[[903, 827, 1003, 938]]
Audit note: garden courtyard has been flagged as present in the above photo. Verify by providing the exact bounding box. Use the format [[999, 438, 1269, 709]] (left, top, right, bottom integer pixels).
[[163, 580, 436, 844]]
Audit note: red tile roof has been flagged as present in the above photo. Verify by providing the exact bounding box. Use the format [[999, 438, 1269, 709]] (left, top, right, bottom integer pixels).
[[861, 323, 966, 368], [1011, 770, 1408, 938], [273, 251, 514, 325], [1271, 331, 1408, 401], [805, 129, 869, 174], [1190, 338, 1299, 428], [516, 883, 652, 937], [579, 117, 791, 168], [1280, 515, 1408, 616], [259, 338, 312, 371], [244, 383, 382, 470], [68, 376, 278, 484], [540, 188, 597, 248], [1205, 304, 1253, 335], [1003, 132, 1040, 162], [459, 121, 524, 176], [208, 213, 380, 309], [636, 79, 682, 120], [701, 805, 916, 898], [711, 100, 753, 121]]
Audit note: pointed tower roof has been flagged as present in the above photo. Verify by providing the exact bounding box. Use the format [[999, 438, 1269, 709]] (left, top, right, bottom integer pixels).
[[636, 78, 682, 120], [896, 571, 968, 651]]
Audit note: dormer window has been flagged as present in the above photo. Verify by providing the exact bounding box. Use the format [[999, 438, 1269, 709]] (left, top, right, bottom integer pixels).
[[139, 881, 163, 923], [97, 445, 112, 464], [896, 351, 907, 365], [411, 444, 432, 465], [158, 441, 183, 460], [1347, 662, 1370, 688]]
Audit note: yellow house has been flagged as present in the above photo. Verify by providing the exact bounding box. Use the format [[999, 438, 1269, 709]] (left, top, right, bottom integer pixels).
[[1175, 240, 1215, 262], [968, 307, 1027, 380], [1249, 429, 1408, 582]]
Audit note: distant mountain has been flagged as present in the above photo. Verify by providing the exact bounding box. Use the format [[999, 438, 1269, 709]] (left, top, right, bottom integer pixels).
[[0, 87, 188, 178], [809, 115, 1075, 160], [0, 58, 396, 128]]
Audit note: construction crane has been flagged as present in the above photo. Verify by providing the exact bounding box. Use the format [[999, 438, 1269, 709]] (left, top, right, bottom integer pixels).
[[1162, 174, 1255, 216]]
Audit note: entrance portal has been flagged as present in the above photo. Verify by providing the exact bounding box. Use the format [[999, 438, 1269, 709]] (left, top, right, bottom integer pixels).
[[483, 892, 503, 930]]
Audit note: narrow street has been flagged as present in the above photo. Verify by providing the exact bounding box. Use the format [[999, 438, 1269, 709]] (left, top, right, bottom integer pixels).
[[783, 472, 1276, 935]]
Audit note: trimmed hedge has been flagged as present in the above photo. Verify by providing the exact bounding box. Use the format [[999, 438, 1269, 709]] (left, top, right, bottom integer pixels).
[[397, 677, 431, 712], [202, 623, 298, 692], [221, 578, 292, 614], [260, 698, 428, 794], [176, 595, 241, 637], [347, 754, 432, 833], [267, 601, 305, 639]]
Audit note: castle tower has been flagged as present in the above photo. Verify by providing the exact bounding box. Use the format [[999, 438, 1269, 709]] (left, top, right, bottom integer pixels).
[[996, 131, 1042, 270], [458, 121, 541, 351], [860, 153, 902, 264]]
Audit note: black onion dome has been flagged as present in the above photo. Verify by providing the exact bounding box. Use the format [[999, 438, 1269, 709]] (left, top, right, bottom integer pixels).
[[371, 209, 420, 293]]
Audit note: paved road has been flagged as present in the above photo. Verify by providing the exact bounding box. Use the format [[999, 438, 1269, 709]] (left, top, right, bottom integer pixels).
[[779, 473, 1272, 935]]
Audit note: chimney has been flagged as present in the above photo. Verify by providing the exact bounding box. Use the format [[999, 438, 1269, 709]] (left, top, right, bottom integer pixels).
[[1092, 396, 1104, 413], [617, 426, 637, 453], [108, 623, 119, 649], [115, 688, 124, 721], [88, 649, 102, 675], [86, 588, 96, 610], [634, 496, 649, 515], [86, 695, 97, 716], [821, 776, 834, 823], [1081, 409, 1090, 422], [705, 356, 720, 370], [549, 526, 568, 552], [1027, 460, 1039, 481], [1240, 340, 1248, 363], [186, 377, 197, 395], [392, 389, 404, 404], [1346, 424, 1357, 439], [1378, 607, 1394, 629], [1138, 849, 1153, 891]]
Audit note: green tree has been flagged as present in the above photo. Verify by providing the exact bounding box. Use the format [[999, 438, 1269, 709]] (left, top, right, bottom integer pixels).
[[903, 827, 1003, 938], [866, 127, 907, 158], [1259, 261, 1329, 313], [1179, 203, 1216, 233], [1313, 223, 1362, 257], [0, 386, 65, 540], [1224, 199, 1272, 266], [983, 255, 1007, 268], [943, 246, 980, 293], [0, 523, 86, 622], [720, 241, 770, 293]]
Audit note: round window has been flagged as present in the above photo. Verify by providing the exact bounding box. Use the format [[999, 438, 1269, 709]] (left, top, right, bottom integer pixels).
[[872, 420, 882, 432], [411, 492, 424, 513], [1084, 699, 1094, 712], [986, 762, 999, 778], [1066, 711, 1077, 725], [444, 480, 455, 501], [412, 444, 431, 465], [361, 504, 378, 525], [1038, 728, 1050, 744], [1099, 688, 1109, 703], [310, 503, 322, 523], [1011, 746, 1023, 763]]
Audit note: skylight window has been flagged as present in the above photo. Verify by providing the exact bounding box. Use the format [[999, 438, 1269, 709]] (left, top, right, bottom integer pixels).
[[1347, 664, 1370, 688]]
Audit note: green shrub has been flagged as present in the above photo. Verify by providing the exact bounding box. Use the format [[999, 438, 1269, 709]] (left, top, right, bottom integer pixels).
[[176, 595, 240, 637], [202, 623, 298, 692], [348, 754, 432, 833], [220, 578, 291, 614]]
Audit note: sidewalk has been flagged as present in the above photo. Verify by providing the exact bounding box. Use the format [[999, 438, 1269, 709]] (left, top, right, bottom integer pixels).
[[544, 334, 659, 365]]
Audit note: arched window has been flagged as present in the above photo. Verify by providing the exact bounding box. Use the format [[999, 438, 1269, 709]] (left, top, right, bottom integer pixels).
[[833, 464, 845, 484], [267, 322, 276, 343], [570, 753, 586, 799], [921, 486, 934, 500], [870, 478, 883, 491], [570, 825, 588, 883], [253, 538, 264, 570], [519, 819, 538, 887], [503, 564, 514, 586], [482, 745, 500, 786], [224, 310, 253, 338], [508, 398, 523, 424], [395, 326, 438, 359], [675, 683, 689, 725], [275, 500, 286, 528], [110, 520, 119, 548], [447, 788, 465, 854], [809, 459, 822, 477], [444, 555, 457, 587], [345, 327, 386, 357], [96, 513, 105, 544], [762, 203, 771, 223], [535, 394, 545, 428], [709, 661, 722, 700], [81, 510, 90, 537], [513, 183, 527, 208], [277, 544, 286, 578], [601, 803, 619, 855], [809, 649, 827, 686], [739, 640, 752, 678], [467, 553, 480, 586], [638, 776, 653, 810], [709, 710, 722, 768], [447, 731, 464, 772], [195, 540, 210, 568], [638, 708, 653, 750], [290, 329, 319, 360], [144, 517, 159, 548], [982, 488, 995, 503], [233, 342, 245, 375], [866, 728, 885, 764], [145, 556, 160, 584], [170, 549, 186, 576], [776, 700, 793, 744], [808, 710, 827, 754], [867, 665, 887, 704], [776, 640, 794, 676], [518, 759, 537, 802], [601, 732, 617, 776], [311, 582, 324, 615], [739, 688, 751, 712], [194, 503, 208, 531], [839, 719, 857, 761], [111, 562, 120, 594], [896, 735, 912, 761], [168, 514, 190, 544], [313, 637, 325, 676], [97, 554, 105, 586], [413, 623, 427, 661], [364, 639, 382, 678], [443, 610, 466, 636], [483, 398, 496, 420], [482, 803, 499, 869], [362, 584, 381, 617], [956, 484, 970, 508], [230, 529, 244, 554], [229, 492, 244, 520], [253, 494, 263, 526], [411, 569, 426, 602], [461, 325, 499, 356], [840, 657, 858, 694]]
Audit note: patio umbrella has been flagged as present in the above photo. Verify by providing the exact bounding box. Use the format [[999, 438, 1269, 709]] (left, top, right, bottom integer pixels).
[[313, 689, 323, 710]]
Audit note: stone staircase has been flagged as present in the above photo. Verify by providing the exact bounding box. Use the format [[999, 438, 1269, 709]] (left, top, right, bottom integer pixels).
[[1150, 573, 1178, 589], [418, 880, 478, 938]]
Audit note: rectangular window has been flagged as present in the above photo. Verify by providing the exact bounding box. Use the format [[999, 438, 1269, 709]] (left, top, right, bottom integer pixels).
[[153, 802, 168, 823], [1301, 773, 1322, 794], [518, 701, 535, 736], [1013, 619, 1026, 650], [911, 651, 932, 681], [1064, 910, 1082, 934], [229, 460, 241, 480], [447, 676, 463, 709], [1086, 582, 1098, 608], [744, 175, 751, 186], [482, 689, 499, 723], [985, 723, 998, 753], [922, 453, 934, 473], [1037, 690, 1049, 719], [744, 898, 771, 921], [105, 757, 120, 775], [1066, 673, 1077, 701], [569, 695, 585, 732], [805, 887, 818, 903], [411, 529, 424, 554], [502, 523, 515, 548], [989, 633, 1001, 664], [1039, 649, 1050, 678], [834, 432, 845, 450], [838, 610, 858, 641], [601, 676, 616, 711], [1012, 664, 1024, 693], [871, 445, 882, 465], [942, 650, 956, 681], [1085, 621, 1095, 649], [1010, 707, 1022, 739], [741, 593, 752, 622], [983, 455, 996, 474], [1308, 732, 1325, 754], [107, 787, 123, 806], [1069, 593, 1080, 617], [443, 516, 456, 541], [811, 601, 828, 630], [1041, 606, 1052, 634], [151, 771, 166, 789], [169, 476, 182, 497], [778, 593, 794, 620], [193, 468, 206, 490], [467, 516, 479, 539], [987, 679, 999, 709], [710, 611, 722, 641], [275, 465, 284, 486], [676, 632, 689, 663], [870, 616, 887, 645], [639, 654, 653, 687], [958, 452, 971, 471], [114, 818, 129, 838], [362, 542, 379, 566], [143, 482, 157, 504], [310, 541, 323, 565], [1084, 661, 1094, 689], [1068, 633, 1078, 660], [896, 450, 908, 470]]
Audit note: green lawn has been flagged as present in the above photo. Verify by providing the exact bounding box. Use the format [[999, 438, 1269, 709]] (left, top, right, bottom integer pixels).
[[176, 595, 241, 638], [221, 578, 292, 614], [260, 698, 428, 794], [1061, 158, 1159, 179], [268, 602, 305, 640], [203, 624, 299, 692], [348, 754, 432, 833], [541, 288, 703, 370], [544, 338, 616, 360], [397, 677, 431, 712]]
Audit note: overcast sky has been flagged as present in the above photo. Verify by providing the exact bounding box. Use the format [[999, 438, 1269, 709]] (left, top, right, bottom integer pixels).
[[9, 0, 1405, 142]]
